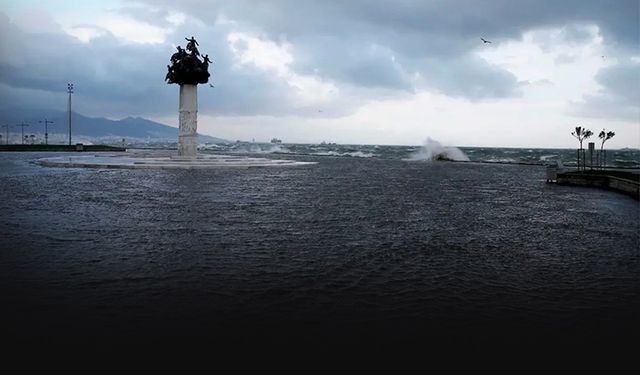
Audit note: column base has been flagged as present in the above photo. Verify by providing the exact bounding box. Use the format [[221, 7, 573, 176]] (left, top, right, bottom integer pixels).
[[177, 134, 197, 158], [170, 155, 199, 160]]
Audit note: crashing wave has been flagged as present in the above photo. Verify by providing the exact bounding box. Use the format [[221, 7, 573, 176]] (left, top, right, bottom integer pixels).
[[406, 137, 469, 162]]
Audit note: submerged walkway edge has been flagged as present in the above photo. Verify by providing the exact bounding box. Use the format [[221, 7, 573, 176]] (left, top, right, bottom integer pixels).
[[36, 153, 316, 169], [547, 168, 640, 200]]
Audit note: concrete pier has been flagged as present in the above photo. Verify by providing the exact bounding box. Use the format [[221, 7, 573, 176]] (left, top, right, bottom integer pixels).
[[550, 170, 640, 200], [178, 84, 198, 158]]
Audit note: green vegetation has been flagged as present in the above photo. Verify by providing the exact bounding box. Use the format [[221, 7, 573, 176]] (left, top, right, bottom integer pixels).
[[598, 129, 615, 169], [571, 126, 593, 171]]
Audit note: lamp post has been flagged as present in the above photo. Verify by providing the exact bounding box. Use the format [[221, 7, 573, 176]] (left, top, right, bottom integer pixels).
[[15, 122, 29, 145], [39, 118, 54, 145], [1, 124, 8, 144], [67, 83, 74, 146]]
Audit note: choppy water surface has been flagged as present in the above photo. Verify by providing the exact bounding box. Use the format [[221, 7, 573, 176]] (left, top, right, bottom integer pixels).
[[205, 141, 640, 168], [0, 150, 638, 348]]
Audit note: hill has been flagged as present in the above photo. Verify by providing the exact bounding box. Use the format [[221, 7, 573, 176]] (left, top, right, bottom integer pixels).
[[0, 108, 229, 144]]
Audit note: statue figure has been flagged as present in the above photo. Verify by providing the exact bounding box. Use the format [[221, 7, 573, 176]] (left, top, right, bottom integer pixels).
[[185, 36, 199, 48], [185, 36, 200, 56], [171, 46, 186, 64], [165, 65, 173, 83], [187, 45, 200, 56], [165, 36, 211, 85]]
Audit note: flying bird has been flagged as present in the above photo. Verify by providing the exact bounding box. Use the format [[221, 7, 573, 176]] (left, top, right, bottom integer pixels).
[[480, 37, 492, 44], [209, 83, 215, 88]]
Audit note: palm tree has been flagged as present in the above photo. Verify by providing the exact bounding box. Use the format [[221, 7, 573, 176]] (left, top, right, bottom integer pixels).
[[598, 129, 615, 169], [571, 126, 593, 171]]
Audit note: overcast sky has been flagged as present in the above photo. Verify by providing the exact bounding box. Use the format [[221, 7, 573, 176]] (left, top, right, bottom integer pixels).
[[0, 0, 638, 147]]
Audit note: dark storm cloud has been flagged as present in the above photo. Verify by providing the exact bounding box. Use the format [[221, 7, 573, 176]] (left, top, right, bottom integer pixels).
[[0, 14, 172, 116], [134, 0, 637, 98], [291, 37, 414, 91], [596, 61, 640, 105], [419, 55, 523, 99], [1, 0, 638, 118], [570, 60, 640, 122], [142, 0, 637, 47], [0, 12, 299, 118]]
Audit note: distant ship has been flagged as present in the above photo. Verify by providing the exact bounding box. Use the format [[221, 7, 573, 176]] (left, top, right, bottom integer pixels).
[[270, 138, 282, 144]]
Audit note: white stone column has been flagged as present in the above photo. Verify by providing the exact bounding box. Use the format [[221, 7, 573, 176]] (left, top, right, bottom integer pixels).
[[178, 84, 198, 158]]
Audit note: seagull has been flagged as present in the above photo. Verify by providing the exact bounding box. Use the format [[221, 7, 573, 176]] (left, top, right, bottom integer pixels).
[[480, 37, 492, 44]]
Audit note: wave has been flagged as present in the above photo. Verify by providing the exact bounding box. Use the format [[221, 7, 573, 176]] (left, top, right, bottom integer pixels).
[[198, 143, 225, 150], [539, 154, 558, 161], [485, 158, 518, 163], [183, 142, 637, 167], [405, 137, 470, 162], [229, 144, 292, 154], [311, 151, 375, 158]]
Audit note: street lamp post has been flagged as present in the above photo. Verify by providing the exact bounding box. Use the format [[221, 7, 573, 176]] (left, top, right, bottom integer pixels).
[[15, 122, 29, 145], [67, 83, 74, 146], [1, 124, 8, 145], [39, 118, 54, 145]]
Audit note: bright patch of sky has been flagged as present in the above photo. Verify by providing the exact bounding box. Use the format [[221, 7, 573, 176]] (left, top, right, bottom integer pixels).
[[477, 25, 608, 103], [228, 32, 338, 105], [4, 0, 183, 44]]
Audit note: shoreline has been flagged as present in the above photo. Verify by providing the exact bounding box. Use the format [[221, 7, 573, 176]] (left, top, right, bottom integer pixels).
[[0, 144, 125, 152]]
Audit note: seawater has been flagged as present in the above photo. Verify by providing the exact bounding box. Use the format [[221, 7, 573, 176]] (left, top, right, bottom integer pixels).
[[205, 142, 640, 168], [0, 149, 638, 348]]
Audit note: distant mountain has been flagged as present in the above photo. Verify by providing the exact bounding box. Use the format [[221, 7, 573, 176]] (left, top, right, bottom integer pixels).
[[0, 108, 229, 144]]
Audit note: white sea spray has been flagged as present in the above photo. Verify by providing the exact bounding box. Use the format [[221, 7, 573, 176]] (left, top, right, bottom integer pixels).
[[406, 137, 469, 162]]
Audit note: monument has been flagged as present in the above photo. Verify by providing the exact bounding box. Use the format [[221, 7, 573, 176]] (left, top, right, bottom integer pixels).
[[37, 36, 316, 169], [165, 36, 211, 159]]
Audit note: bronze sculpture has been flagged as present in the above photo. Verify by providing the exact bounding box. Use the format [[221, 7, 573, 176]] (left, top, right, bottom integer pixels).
[[185, 36, 200, 56], [165, 37, 210, 85]]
